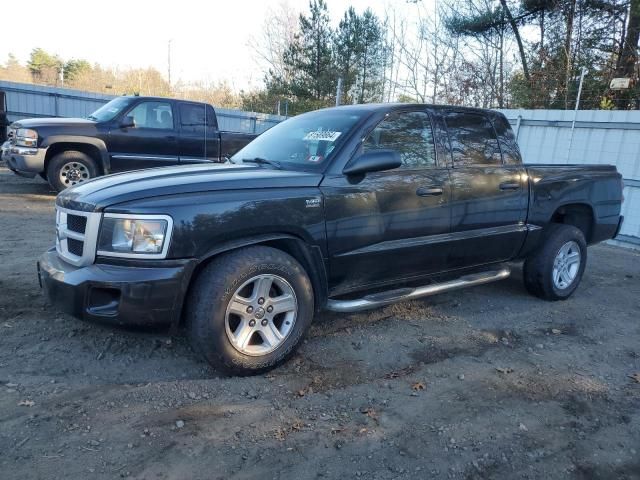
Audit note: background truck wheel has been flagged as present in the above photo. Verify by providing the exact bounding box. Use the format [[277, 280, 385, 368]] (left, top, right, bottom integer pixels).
[[523, 223, 587, 301], [46, 151, 98, 191], [185, 246, 315, 375]]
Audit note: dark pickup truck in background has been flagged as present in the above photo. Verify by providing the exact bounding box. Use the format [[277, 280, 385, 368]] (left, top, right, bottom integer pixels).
[[38, 103, 624, 374], [1, 96, 257, 191]]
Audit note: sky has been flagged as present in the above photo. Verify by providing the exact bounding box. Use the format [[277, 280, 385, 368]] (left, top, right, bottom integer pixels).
[[1, 0, 412, 91]]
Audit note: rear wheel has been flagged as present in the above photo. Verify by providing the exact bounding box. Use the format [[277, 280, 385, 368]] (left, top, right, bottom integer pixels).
[[186, 246, 314, 375], [47, 150, 98, 192], [523, 224, 587, 301]]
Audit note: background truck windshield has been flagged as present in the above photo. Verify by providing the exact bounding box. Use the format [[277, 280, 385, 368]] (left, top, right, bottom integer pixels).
[[88, 97, 133, 122], [232, 109, 364, 169]]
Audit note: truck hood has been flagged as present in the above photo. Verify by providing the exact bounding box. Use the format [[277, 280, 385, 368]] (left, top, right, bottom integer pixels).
[[12, 117, 96, 128], [56, 164, 324, 211]]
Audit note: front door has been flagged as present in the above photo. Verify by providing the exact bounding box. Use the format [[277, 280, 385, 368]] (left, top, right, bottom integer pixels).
[[322, 109, 452, 295], [108, 100, 179, 172], [443, 110, 528, 268]]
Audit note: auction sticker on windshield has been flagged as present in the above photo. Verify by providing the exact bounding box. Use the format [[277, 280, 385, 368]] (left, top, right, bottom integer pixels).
[[304, 131, 342, 141]]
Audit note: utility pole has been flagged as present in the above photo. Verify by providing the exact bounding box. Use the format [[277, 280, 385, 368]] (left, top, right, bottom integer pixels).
[[167, 39, 173, 87], [566, 66, 587, 163], [336, 77, 343, 106]]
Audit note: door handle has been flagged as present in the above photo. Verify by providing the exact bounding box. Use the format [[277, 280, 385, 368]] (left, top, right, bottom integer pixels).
[[499, 182, 520, 191], [165, 135, 176, 141], [416, 186, 444, 197]]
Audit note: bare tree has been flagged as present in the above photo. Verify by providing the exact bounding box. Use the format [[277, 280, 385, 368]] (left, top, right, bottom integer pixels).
[[247, 1, 299, 85]]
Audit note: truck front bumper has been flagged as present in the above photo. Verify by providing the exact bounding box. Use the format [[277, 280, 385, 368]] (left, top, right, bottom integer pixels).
[[2, 143, 47, 178], [37, 249, 196, 327]]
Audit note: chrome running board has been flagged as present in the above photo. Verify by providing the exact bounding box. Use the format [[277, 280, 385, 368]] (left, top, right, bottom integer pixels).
[[326, 268, 511, 313]]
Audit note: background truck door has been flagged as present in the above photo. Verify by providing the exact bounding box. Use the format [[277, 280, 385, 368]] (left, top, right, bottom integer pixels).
[[178, 102, 221, 163], [322, 109, 452, 294], [443, 110, 528, 267], [108, 100, 179, 171]]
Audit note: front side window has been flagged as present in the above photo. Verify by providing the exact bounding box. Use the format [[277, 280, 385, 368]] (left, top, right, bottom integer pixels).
[[363, 111, 436, 169], [445, 112, 502, 166], [126, 101, 174, 129]]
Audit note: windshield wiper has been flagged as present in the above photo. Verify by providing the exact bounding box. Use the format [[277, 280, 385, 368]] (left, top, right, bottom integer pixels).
[[87, 115, 97, 121], [242, 157, 282, 169]]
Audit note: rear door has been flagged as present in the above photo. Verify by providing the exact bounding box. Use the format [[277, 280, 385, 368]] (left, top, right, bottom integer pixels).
[[178, 102, 221, 163], [444, 110, 528, 267], [108, 99, 179, 172], [322, 109, 452, 293]]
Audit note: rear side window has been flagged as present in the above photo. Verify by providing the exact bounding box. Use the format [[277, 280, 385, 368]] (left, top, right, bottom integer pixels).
[[445, 112, 502, 166], [364, 111, 436, 169], [491, 114, 521, 165], [180, 103, 206, 126], [180, 103, 218, 132]]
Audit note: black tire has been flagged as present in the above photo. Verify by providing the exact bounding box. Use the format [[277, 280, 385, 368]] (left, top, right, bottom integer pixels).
[[523, 223, 587, 301], [46, 151, 98, 192], [185, 246, 315, 375], [38, 172, 47, 181]]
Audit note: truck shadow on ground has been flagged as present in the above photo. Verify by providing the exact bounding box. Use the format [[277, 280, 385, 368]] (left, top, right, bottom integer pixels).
[[0, 171, 54, 196]]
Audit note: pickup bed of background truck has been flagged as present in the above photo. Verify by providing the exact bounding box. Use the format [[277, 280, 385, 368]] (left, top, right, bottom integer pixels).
[[37, 103, 624, 375], [1, 95, 257, 191]]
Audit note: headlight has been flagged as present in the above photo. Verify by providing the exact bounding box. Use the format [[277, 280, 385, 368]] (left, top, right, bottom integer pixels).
[[16, 128, 38, 147], [97, 214, 173, 258]]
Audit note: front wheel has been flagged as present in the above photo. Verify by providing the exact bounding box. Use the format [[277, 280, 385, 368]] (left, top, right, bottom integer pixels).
[[523, 224, 587, 301], [47, 150, 98, 192], [186, 246, 314, 375]]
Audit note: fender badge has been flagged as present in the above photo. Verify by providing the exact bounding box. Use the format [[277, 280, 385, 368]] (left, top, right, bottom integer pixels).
[[305, 197, 321, 208]]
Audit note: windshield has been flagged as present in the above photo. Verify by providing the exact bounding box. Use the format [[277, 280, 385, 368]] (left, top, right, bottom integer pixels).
[[232, 109, 365, 170], [88, 97, 134, 122]]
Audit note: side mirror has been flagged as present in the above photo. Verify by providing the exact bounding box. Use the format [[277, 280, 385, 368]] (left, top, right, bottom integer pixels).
[[120, 116, 136, 129], [343, 149, 402, 176]]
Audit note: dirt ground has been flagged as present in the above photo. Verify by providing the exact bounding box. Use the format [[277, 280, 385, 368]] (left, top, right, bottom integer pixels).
[[0, 165, 639, 480]]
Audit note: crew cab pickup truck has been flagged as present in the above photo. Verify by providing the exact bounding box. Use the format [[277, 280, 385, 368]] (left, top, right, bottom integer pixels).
[[2, 96, 257, 191], [37, 103, 624, 374]]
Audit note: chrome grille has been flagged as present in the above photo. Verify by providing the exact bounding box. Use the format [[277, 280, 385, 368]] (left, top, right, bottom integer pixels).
[[55, 207, 101, 267], [7, 127, 15, 145]]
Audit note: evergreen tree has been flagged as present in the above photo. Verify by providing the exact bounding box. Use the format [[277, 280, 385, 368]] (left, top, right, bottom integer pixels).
[[63, 59, 91, 83], [27, 48, 63, 84], [356, 9, 385, 103], [283, 0, 336, 103], [335, 7, 385, 104], [335, 7, 361, 103]]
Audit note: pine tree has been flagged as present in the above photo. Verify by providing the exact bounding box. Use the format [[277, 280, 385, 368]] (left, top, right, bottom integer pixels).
[[283, 0, 336, 103], [335, 7, 361, 103], [335, 7, 385, 103]]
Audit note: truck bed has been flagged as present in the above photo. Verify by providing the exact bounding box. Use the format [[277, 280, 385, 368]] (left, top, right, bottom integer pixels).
[[523, 163, 623, 246]]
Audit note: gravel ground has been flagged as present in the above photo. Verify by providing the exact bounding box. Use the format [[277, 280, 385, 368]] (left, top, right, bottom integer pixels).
[[0, 166, 639, 480]]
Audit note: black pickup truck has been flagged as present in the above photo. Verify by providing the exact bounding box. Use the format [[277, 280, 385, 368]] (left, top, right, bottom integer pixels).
[[1, 96, 257, 191], [37, 103, 624, 374]]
